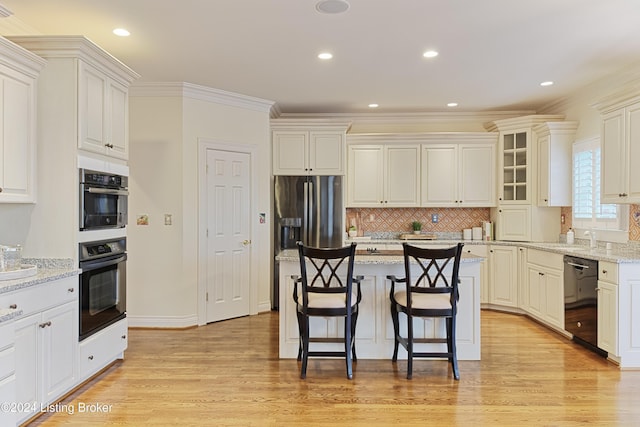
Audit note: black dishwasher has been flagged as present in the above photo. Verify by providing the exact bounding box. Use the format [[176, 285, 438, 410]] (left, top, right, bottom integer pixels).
[[564, 255, 604, 354]]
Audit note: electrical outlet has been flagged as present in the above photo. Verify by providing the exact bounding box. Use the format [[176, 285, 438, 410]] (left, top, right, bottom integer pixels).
[[164, 214, 172, 225], [431, 213, 438, 223]]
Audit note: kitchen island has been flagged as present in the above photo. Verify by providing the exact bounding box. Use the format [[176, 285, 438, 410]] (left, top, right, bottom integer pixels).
[[277, 248, 482, 360]]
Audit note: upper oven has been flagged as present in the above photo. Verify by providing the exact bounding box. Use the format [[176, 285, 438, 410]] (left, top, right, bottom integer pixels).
[[80, 168, 128, 230]]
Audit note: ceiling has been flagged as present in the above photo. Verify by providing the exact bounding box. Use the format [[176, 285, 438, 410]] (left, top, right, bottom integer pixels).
[[1, 0, 640, 115]]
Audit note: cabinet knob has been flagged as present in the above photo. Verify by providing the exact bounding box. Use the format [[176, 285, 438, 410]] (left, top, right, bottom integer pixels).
[[544, 199, 548, 202], [88, 355, 94, 360], [9, 304, 17, 309], [104, 143, 114, 149], [39, 321, 52, 328], [121, 335, 127, 339], [68, 288, 75, 293], [602, 270, 607, 274]]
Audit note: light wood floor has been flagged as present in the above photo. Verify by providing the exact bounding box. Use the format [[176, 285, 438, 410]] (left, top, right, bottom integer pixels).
[[29, 310, 640, 426]]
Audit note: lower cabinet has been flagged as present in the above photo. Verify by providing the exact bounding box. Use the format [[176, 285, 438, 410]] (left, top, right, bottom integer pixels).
[[488, 245, 518, 308], [0, 322, 16, 427], [13, 294, 77, 424], [79, 318, 128, 381], [597, 280, 618, 355]]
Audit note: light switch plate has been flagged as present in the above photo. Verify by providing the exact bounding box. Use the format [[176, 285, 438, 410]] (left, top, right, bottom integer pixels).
[[164, 214, 172, 225]]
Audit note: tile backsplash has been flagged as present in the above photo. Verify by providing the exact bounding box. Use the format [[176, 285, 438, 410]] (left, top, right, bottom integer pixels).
[[348, 205, 640, 242], [346, 208, 490, 236]]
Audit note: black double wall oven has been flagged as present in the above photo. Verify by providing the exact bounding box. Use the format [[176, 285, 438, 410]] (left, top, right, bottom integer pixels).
[[78, 167, 128, 341]]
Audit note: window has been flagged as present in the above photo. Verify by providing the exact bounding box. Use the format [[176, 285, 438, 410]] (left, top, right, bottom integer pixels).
[[572, 137, 628, 242]]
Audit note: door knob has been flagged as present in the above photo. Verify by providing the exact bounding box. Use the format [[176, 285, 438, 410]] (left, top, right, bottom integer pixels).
[[242, 239, 252, 246]]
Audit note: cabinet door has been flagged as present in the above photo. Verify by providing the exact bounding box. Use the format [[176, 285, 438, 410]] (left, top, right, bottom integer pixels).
[[13, 313, 40, 423], [537, 134, 551, 206], [422, 145, 457, 206], [489, 246, 518, 308], [42, 301, 77, 403], [626, 103, 640, 201], [272, 131, 308, 175], [601, 108, 625, 203], [495, 206, 530, 241], [0, 68, 37, 203], [459, 144, 495, 206], [309, 131, 345, 175], [499, 131, 529, 204], [385, 145, 420, 206], [78, 62, 108, 154], [107, 80, 129, 159], [597, 280, 618, 355], [347, 145, 384, 206], [527, 267, 544, 318], [544, 269, 564, 329]]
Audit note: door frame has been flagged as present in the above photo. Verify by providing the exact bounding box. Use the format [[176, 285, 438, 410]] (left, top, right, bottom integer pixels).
[[197, 139, 258, 325]]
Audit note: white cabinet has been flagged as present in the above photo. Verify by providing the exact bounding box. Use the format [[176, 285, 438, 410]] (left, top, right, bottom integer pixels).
[[271, 120, 350, 176], [533, 122, 578, 207], [486, 115, 565, 242], [0, 276, 78, 424], [598, 102, 640, 203], [463, 245, 489, 304], [0, 322, 16, 426], [597, 261, 618, 356], [79, 318, 128, 381], [347, 144, 420, 207], [488, 245, 518, 308], [524, 249, 564, 330], [78, 62, 130, 159], [421, 142, 495, 207], [0, 37, 45, 203]]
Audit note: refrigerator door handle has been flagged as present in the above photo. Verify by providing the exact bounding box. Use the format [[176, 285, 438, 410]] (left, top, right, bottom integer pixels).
[[303, 180, 309, 245]]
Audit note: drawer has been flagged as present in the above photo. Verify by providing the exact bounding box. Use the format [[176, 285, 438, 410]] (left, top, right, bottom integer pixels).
[[598, 262, 618, 284], [527, 249, 563, 271], [0, 346, 15, 381], [79, 318, 128, 380], [464, 245, 488, 257], [0, 276, 78, 317]]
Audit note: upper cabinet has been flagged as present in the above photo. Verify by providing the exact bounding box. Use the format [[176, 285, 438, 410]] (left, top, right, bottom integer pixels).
[[271, 120, 351, 175], [347, 143, 420, 207], [78, 62, 130, 159], [8, 36, 140, 163], [0, 37, 46, 203], [533, 121, 578, 207], [422, 135, 496, 207], [486, 115, 566, 242], [593, 92, 640, 204]]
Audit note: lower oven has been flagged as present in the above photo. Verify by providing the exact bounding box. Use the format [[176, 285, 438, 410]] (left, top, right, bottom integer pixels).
[[79, 237, 127, 341]]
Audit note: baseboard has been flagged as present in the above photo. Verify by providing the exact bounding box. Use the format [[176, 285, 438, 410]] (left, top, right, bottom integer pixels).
[[127, 314, 198, 328]]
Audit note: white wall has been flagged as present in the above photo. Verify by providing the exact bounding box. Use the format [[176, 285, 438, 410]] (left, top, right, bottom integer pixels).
[[127, 84, 273, 327]]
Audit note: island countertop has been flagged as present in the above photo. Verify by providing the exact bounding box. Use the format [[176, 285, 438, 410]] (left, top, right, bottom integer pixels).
[[276, 248, 484, 264]]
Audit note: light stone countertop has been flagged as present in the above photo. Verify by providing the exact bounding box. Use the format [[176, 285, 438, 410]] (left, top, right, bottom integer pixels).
[[278, 239, 640, 264], [276, 248, 484, 264], [0, 308, 22, 324], [0, 258, 80, 296]]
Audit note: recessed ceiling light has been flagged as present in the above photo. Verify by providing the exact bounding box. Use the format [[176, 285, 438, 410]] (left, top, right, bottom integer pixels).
[[447, 102, 458, 107], [368, 103, 379, 108], [113, 28, 130, 37], [423, 50, 439, 58], [318, 52, 333, 60], [540, 81, 554, 87], [316, 0, 350, 14]]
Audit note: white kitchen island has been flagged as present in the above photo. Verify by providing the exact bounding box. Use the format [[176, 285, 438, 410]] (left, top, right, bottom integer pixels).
[[277, 249, 482, 360]]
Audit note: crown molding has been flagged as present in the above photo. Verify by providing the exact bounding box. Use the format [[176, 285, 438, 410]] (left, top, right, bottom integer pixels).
[[347, 131, 498, 144], [6, 35, 140, 84], [483, 114, 566, 132], [0, 35, 46, 77], [129, 82, 275, 113]]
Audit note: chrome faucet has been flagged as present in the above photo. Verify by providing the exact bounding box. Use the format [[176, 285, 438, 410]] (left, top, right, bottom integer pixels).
[[584, 230, 597, 248]]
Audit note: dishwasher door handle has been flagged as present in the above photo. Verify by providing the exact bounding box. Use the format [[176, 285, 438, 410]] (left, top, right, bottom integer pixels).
[[567, 262, 590, 269]]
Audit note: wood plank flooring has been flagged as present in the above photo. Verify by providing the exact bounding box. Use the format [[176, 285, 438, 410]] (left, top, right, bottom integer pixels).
[[29, 310, 640, 426]]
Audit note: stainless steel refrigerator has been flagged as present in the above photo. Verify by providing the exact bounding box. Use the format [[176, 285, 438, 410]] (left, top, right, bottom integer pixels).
[[272, 175, 344, 309]]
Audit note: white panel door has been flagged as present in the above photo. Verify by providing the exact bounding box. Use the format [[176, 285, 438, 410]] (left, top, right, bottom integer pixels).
[[206, 149, 251, 323]]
